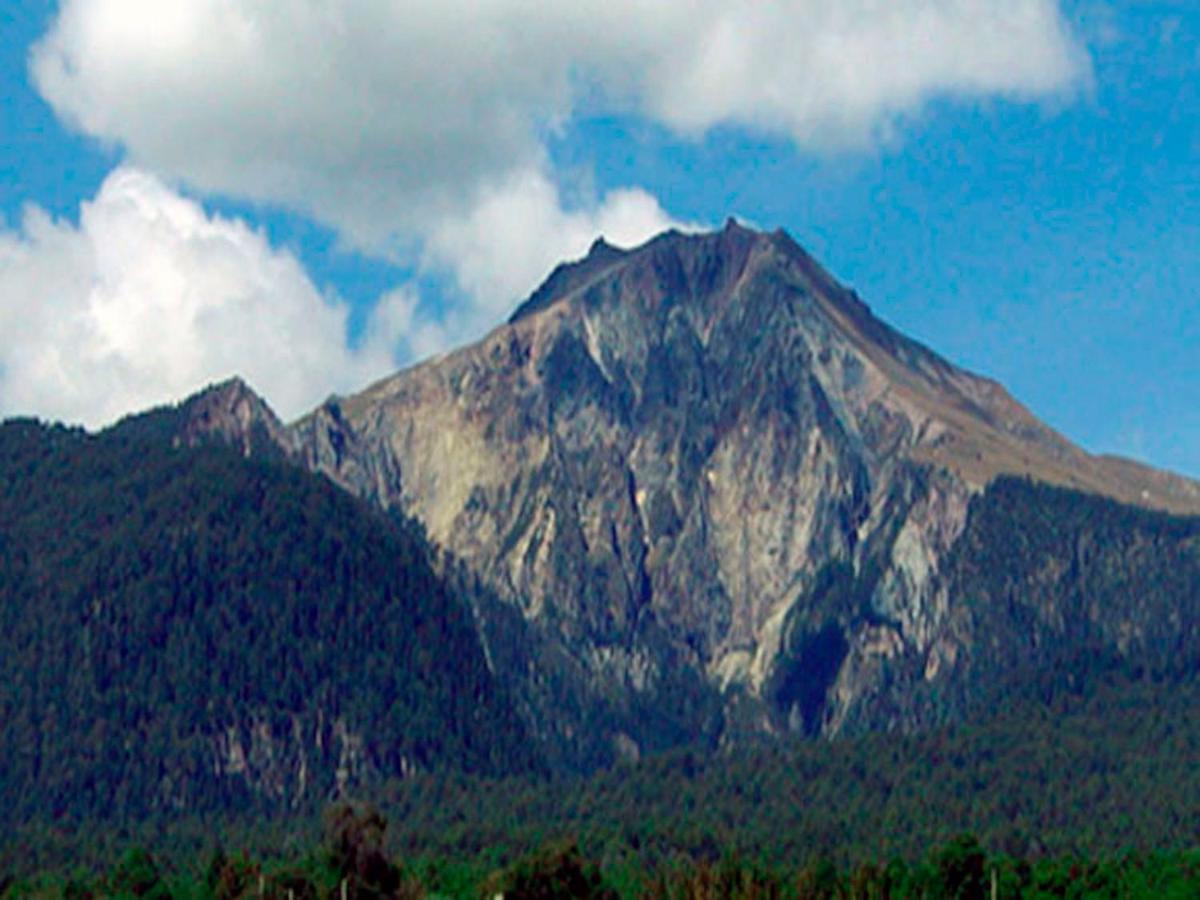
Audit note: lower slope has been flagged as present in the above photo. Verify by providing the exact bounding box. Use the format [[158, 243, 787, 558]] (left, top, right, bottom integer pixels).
[[0, 414, 533, 827], [378, 675, 1200, 870]]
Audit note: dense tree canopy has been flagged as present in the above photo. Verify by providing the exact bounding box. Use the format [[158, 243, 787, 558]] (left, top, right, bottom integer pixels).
[[0, 415, 532, 830]]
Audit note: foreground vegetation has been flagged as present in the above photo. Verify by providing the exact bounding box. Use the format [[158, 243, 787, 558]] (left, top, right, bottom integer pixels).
[[3, 807, 1197, 899]]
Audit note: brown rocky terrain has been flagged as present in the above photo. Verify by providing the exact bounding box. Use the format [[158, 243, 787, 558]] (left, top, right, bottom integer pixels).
[[187, 222, 1200, 768]]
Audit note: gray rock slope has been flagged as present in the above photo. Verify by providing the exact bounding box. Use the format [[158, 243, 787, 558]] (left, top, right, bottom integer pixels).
[[194, 223, 1200, 769]]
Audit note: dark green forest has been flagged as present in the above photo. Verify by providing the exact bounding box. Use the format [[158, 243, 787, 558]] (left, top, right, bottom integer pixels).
[[377, 677, 1200, 870], [4, 826, 1198, 898], [944, 476, 1200, 691], [0, 414, 532, 828], [3, 676, 1198, 895]]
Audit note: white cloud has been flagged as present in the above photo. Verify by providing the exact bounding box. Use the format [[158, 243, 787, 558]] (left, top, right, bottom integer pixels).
[[33, 1, 1090, 251], [21, 1, 1091, 419], [416, 166, 686, 355], [0, 167, 402, 428], [638, 3, 1089, 141]]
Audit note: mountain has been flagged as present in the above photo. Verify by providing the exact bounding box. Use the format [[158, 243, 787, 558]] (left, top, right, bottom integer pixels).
[[0, 404, 533, 824], [4, 221, 1198, 805], [274, 221, 1200, 767]]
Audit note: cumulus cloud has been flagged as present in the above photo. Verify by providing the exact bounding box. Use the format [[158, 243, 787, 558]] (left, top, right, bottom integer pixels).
[[635, 3, 1089, 140], [0, 167, 403, 428], [33, 1, 1090, 251], [415, 167, 686, 356], [20, 1, 1091, 422]]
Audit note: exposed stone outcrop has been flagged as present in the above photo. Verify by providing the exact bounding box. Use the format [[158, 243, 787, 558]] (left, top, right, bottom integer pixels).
[[173, 376, 298, 461], [198, 224, 1200, 768]]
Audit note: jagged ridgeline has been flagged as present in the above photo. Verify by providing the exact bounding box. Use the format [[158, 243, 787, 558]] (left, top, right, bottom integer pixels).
[[290, 222, 1200, 768], [0, 408, 534, 824]]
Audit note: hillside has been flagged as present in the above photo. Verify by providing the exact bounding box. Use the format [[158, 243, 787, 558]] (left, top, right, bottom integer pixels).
[[0, 408, 533, 827], [380, 676, 1200, 871], [4, 675, 1197, 890]]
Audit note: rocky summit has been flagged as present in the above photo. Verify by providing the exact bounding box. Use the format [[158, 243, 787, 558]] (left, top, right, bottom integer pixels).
[[189, 222, 1200, 770]]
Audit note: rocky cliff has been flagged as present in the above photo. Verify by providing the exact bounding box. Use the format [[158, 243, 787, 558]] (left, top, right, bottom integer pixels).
[[211, 223, 1200, 768]]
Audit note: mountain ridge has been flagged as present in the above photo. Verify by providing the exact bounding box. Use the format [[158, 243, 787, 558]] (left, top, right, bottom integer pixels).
[[3, 222, 1198, 830], [252, 223, 1199, 766], [322, 222, 1198, 515], [18, 222, 1198, 774]]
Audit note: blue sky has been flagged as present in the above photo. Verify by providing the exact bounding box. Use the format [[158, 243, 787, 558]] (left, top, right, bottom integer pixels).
[[0, 1, 1196, 478]]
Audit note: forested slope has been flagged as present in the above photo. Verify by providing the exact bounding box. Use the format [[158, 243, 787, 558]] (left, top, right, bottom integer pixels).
[[0, 412, 533, 827], [379, 676, 1200, 872]]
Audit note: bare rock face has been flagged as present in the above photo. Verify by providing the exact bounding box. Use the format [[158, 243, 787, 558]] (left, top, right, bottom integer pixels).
[[236, 224, 1200, 768], [172, 376, 298, 461]]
